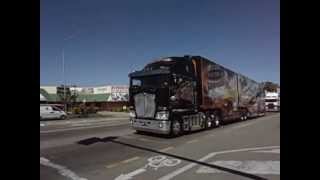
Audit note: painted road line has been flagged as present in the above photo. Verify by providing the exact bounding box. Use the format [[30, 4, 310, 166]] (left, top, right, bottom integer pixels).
[[186, 139, 199, 144], [196, 160, 280, 175], [40, 157, 87, 180], [158, 145, 280, 180], [40, 122, 130, 133], [138, 138, 163, 144], [121, 156, 140, 164], [115, 168, 146, 180], [107, 157, 141, 169], [231, 123, 254, 130], [114, 155, 182, 180], [253, 148, 280, 154], [160, 147, 174, 152], [106, 163, 121, 169]]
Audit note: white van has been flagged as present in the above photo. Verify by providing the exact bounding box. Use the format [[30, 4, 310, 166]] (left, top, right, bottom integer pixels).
[[40, 105, 67, 120]]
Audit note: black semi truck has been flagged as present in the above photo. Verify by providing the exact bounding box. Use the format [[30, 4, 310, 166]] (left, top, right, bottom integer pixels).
[[128, 55, 265, 136]]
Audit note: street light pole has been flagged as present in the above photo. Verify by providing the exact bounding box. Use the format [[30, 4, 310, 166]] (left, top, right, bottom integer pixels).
[[62, 48, 66, 112]]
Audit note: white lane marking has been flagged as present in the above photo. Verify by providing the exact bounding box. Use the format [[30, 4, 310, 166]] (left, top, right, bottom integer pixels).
[[106, 163, 121, 169], [196, 160, 280, 175], [114, 155, 181, 180], [40, 123, 45, 127], [115, 168, 146, 180], [253, 149, 280, 154], [121, 156, 140, 164], [186, 139, 199, 144], [230, 121, 260, 130], [40, 122, 129, 133], [137, 137, 168, 144], [40, 157, 87, 180], [160, 147, 174, 152], [158, 145, 279, 180]]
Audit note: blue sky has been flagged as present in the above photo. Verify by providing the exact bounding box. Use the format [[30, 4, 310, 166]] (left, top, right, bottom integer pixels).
[[41, 0, 279, 86]]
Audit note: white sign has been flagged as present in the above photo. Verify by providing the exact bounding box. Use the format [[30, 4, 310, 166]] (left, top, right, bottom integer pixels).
[[93, 86, 111, 94], [111, 86, 129, 93]]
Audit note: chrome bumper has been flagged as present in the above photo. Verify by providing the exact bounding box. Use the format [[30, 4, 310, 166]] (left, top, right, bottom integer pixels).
[[131, 118, 171, 134]]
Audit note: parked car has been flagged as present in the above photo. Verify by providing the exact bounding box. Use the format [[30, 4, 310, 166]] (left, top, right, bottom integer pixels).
[[40, 104, 67, 120]]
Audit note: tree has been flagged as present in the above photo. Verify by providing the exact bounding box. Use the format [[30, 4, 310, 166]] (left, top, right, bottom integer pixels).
[[57, 85, 78, 111]]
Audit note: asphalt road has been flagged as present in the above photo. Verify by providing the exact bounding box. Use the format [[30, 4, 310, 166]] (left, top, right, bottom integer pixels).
[[40, 113, 280, 180]]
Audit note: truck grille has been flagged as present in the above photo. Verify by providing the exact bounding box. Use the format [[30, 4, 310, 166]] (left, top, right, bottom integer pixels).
[[134, 93, 156, 118], [268, 104, 275, 109]]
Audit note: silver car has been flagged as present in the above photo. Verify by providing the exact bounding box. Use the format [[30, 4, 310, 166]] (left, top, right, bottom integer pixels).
[[40, 105, 67, 120]]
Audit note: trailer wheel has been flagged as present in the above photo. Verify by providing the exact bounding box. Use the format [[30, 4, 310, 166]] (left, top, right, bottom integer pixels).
[[240, 111, 248, 121], [170, 120, 183, 137]]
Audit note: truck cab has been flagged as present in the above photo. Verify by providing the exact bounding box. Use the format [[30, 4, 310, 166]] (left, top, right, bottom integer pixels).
[[128, 57, 197, 135], [264, 92, 280, 112]]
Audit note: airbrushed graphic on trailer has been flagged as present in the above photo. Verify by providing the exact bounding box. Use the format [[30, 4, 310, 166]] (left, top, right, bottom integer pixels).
[[201, 59, 264, 115], [238, 74, 265, 115]]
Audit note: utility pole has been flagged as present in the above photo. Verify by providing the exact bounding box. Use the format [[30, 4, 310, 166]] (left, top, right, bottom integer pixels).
[[62, 48, 66, 112]]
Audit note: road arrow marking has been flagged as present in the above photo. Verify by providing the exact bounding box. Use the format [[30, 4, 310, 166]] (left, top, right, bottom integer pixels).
[[196, 160, 280, 175]]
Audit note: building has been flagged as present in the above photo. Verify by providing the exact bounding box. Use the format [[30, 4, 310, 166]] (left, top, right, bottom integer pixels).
[[40, 85, 129, 111]]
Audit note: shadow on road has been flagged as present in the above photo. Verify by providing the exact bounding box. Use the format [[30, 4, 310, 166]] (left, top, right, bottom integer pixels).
[[77, 136, 267, 180]]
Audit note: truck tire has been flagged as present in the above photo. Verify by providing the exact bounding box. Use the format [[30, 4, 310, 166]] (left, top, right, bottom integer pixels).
[[240, 110, 248, 121], [170, 120, 183, 137], [205, 113, 214, 129], [213, 112, 222, 127], [135, 130, 142, 134]]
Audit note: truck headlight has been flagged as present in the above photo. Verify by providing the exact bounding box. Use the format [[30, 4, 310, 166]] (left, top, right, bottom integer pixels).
[[156, 111, 169, 120], [170, 95, 177, 101], [129, 111, 136, 118]]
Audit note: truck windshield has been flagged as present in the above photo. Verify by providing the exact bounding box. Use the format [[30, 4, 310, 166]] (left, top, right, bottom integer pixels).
[[131, 75, 169, 88]]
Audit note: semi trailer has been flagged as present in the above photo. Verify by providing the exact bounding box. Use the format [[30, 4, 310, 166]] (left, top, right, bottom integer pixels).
[[128, 55, 265, 136]]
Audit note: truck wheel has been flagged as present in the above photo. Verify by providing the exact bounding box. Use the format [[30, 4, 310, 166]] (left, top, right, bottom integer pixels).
[[170, 120, 183, 137], [240, 113, 247, 121], [205, 114, 214, 129], [213, 114, 221, 127]]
